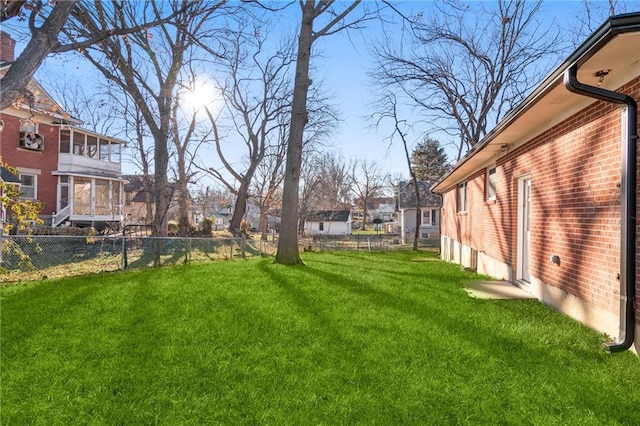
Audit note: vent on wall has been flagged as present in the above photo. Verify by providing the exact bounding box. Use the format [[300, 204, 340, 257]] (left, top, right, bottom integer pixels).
[[19, 132, 44, 151]]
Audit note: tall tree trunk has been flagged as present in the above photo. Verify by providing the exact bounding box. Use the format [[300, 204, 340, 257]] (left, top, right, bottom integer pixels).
[[274, 2, 314, 265], [259, 191, 273, 241], [229, 160, 261, 235], [413, 205, 421, 251], [144, 175, 153, 225], [175, 131, 190, 236], [229, 181, 249, 235], [362, 203, 368, 230], [153, 130, 170, 238], [177, 176, 190, 236], [260, 211, 269, 241], [0, 1, 78, 110]]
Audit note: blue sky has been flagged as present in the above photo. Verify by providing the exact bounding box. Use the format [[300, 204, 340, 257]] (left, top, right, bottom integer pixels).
[[309, 0, 640, 179], [7, 1, 640, 187]]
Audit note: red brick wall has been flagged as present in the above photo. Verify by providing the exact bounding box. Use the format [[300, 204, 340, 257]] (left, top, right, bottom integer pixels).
[[0, 31, 15, 62], [441, 77, 640, 322], [634, 77, 640, 329], [0, 113, 61, 214]]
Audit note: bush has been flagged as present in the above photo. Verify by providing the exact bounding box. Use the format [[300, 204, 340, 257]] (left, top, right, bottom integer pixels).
[[29, 226, 97, 236], [200, 218, 213, 236], [168, 221, 179, 236]]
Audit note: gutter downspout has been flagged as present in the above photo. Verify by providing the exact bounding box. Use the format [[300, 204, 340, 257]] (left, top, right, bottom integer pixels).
[[564, 64, 637, 352]]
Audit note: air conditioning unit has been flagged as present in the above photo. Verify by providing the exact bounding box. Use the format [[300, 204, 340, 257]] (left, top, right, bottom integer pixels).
[[19, 132, 44, 151]]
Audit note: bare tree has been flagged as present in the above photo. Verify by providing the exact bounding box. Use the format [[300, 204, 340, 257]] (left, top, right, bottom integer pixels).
[[572, 0, 636, 46], [297, 151, 353, 236], [59, 1, 228, 240], [314, 152, 353, 211], [250, 120, 287, 241], [374, 93, 421, 250], [199, 24, 295, 236], [169, 84, 212, 236], [374, 0, 566, 160], [246, 78, 339, 241], [275, 0, 372, 264], [122, 99, 155, 225], [0, 1, 192, 110], [350, 159, 386, 230], [39, 78, 118, 137]]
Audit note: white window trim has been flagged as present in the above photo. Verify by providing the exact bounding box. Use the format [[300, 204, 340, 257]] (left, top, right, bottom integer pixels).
[[18, 174, 37, 199], [487, 166, 497, 201], [421, 209, 438, 226], [17, 168, 41, 200], [457, 181, 468, 213]]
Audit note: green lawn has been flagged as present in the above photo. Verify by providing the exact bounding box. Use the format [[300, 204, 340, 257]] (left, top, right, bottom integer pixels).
[[1, 251, 638, 425]]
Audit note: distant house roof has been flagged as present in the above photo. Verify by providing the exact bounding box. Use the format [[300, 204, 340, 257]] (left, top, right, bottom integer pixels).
[[123, 175, 153, 203], [123, 175, 180, 202], [306, 210, 351, 222], [356, 196, 396, 210], [1, 167, 20, 183], [131, 191, 152, 203], [397, 180, 441, 209], [212, 210, 231, 218], [123, 174, 152, 192]]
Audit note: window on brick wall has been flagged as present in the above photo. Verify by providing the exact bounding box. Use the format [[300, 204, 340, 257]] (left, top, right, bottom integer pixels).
[[319, 222, 324, 231], [457, 181, 467, 213], [19, 174, 37, 199], [487, 167, 497, 201]]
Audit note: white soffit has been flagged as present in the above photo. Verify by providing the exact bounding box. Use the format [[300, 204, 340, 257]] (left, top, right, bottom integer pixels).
[[434, 31, 640, 192]]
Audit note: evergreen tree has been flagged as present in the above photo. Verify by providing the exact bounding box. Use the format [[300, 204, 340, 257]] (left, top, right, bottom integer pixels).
[[411, 138, 450, 182]]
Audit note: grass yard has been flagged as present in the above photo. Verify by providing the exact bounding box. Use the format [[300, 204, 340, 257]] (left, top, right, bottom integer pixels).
[[1, 251, 639, 425]]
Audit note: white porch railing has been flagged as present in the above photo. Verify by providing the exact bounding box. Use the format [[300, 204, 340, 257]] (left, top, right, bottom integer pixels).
[[51, 205, 71, 227]]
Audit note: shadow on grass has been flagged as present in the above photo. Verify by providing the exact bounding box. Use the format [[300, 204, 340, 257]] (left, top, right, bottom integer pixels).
[[256, 261, 369, 358], [298, 256, 605, 367]]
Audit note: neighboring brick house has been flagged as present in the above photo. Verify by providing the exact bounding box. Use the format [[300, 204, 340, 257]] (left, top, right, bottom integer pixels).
[[432, 14, 640, 353], [0, 31, 125, 230], [122, 175, 155, 225], [123, 174, 199, 229], [305, 210, 352, 236], [397, 180, 441, 243]]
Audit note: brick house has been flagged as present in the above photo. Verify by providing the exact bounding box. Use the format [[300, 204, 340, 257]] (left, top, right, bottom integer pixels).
[[0, 31, 125, 230], [432, 14, 639, 353]]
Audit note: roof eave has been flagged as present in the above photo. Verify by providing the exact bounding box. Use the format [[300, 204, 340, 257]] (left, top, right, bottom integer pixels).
[[432, 12, 640, 194]]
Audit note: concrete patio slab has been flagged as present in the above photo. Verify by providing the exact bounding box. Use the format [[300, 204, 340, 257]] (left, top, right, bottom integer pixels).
[[464, 280, 535, 300]]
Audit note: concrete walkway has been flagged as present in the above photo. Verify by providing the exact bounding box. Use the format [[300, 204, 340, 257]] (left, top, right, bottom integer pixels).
[[464, 280, 535, 300]]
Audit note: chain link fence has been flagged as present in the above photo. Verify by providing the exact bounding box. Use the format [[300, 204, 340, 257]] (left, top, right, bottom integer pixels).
[[0, 234, 438, 283], [0, 235, 277, 283], [300, 234, 439, 251]]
